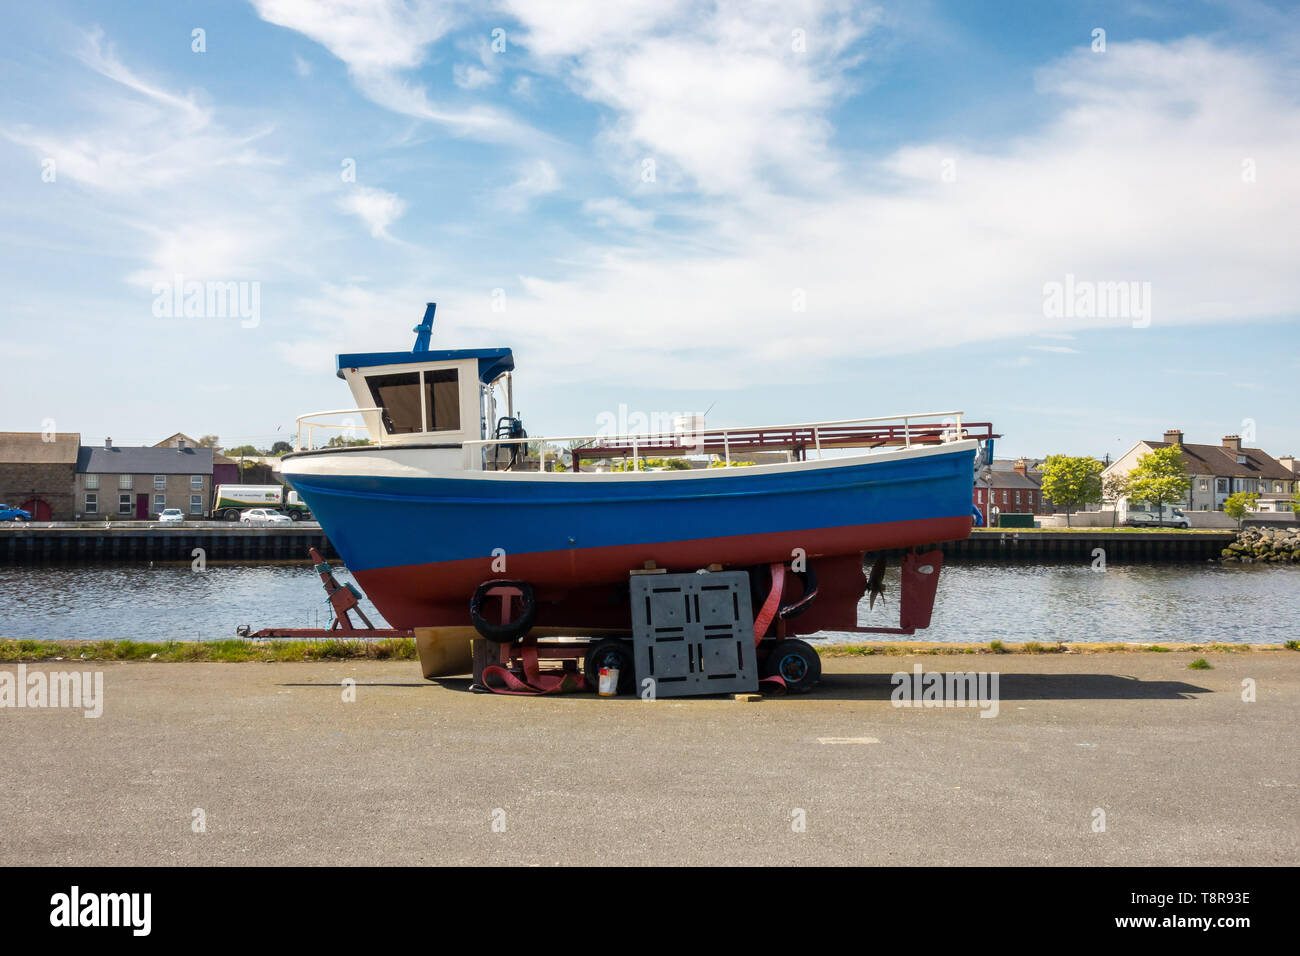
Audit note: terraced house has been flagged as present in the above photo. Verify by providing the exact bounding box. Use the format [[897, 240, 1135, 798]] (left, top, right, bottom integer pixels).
[[1103, 430, 1298, 514], [74, 439, 214, 519]]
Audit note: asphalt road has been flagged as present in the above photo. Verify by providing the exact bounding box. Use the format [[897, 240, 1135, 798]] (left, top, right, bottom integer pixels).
[[2, 653, 1296, 866]]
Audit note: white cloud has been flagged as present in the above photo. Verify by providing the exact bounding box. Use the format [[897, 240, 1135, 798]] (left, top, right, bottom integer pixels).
[[582, 197, 655, 230], [498, 159, 559, 211], [453, 63, 494, 89], [506, 0, 877, 195], [1028, 345, 1081, 354], [416, 38, 1300, 388], [250, 0, 541, 144], [338, 186, 407, 239]]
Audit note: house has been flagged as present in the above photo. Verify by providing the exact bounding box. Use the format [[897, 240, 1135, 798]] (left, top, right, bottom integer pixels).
[[154, 432, 239, 485], [975, 458, 1046, 519], [0, 431, 82, 520], [75, 438, 215, 519], [1102, 430, 1298, 514]]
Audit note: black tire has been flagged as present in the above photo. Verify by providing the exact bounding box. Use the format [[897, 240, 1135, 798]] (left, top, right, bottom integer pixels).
[[749, 563, 819, 619], [289, 511, 301, 521], [223, 510, 238, 521], [762, 640, 822, 694], [469, 580, 537, 643], [583, 639, 636, 695]]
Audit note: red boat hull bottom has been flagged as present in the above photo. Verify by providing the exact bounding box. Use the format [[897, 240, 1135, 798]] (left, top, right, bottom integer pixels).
[[351, 515, 969, 635]]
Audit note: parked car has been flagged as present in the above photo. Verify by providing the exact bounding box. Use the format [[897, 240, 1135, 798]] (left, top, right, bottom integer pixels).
[[1126, 506, 1190, 529], [240, 508, 292, 526], [157, 508, 185, 523], [0, 503, 32, 521]]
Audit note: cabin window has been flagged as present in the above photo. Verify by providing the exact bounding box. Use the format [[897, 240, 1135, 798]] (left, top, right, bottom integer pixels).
[[423, 368, 461, 432], [367, 372, 424, 434], [367, 368, 461, 434]]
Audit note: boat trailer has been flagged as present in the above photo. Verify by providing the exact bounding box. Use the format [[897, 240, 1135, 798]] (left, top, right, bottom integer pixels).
[[242, 547, 945, 698]]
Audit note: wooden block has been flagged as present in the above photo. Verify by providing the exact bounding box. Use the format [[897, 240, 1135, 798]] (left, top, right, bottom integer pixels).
[[733, 693, 762, 703]]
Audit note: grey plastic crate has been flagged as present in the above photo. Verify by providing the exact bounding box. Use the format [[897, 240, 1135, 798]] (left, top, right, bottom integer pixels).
[[629, 571, 758, 698]]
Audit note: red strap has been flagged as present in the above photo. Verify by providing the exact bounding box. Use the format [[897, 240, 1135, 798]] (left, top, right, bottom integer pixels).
[[752, 561, 785, 645], [481, 635, 588, 696]]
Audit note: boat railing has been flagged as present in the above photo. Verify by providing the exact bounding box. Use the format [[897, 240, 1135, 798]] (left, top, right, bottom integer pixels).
[[295, 408, 385, 450], [461, 411, 995, 473]]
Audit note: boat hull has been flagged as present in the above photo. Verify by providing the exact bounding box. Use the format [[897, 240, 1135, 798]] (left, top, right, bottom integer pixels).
[[283, 441, 977, 633]]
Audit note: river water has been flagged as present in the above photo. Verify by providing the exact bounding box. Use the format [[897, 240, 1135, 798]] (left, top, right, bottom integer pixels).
[[1, 562, 1294, 644]]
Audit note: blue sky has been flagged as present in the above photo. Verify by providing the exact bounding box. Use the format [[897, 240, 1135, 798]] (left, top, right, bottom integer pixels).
[[2, 0, 1297, 460]]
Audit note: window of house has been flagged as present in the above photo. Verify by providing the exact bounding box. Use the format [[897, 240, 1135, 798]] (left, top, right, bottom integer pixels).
[[1014, 491, 1021, 505], [1217, 478, 1228, 493], [119, 474, 132, 489], [153, 493, 165, 513], [1199, 480, 1208, 490], [85, 493, 98, 514], [85, 474, 100, 490], [1237, 454, 1247, 464], [118, 493, 131, 514], [154, 475, 166, 490], [190, 494, 203, 514], [190, 475, 203, 490], [366, 368, 461, 435]]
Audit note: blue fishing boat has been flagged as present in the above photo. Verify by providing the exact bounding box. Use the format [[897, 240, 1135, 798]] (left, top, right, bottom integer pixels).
[[281, 304, 994, 638]]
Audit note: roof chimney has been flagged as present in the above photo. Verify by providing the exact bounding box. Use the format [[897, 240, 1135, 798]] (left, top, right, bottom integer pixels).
[[105, 437, 112, 449], [1279, 455, 1297, 474], [1163, 429, 1183, 446], [1014, 458, 1028, 476], [1222, 435, 1241, 453]]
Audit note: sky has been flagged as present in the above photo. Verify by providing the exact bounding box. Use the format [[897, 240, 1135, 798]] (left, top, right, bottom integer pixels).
[[1, 0, 1298, 461]]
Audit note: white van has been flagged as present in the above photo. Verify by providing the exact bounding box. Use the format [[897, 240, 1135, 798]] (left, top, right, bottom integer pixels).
[[1125, 504, 1189, 529]]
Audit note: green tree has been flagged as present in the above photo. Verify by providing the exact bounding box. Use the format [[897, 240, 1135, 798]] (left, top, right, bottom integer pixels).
[[325, 435, 371, 448], [197, 434, 220, 448], [1039, 454, 1105, 527], [223, 444, 265, 458], [270, 440, 293, 456], [1125, 445, 1192, 527], [1223, 491, 1259, 529]]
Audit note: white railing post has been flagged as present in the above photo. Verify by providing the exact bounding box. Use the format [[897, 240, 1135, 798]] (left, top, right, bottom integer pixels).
[[903, 417, 911, 448], [632, 437, 640, 471], [724, 431, 731, 467], [814, 427, 822, 460]]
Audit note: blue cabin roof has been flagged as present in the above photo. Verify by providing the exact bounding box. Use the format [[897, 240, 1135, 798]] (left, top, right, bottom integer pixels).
[[336, 348, 515, 384], [335, 302, 515, 384]]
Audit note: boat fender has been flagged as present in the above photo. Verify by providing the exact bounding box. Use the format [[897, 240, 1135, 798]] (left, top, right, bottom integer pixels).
[[469, 580, 538, 643]]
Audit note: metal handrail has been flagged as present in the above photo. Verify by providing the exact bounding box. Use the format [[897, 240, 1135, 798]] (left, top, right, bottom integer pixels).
[[295, 408, 384, 450], [464, 411, 975, 471]]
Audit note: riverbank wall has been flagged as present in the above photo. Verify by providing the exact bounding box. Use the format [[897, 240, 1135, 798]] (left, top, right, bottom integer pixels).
[[0, 525, 337, 563]]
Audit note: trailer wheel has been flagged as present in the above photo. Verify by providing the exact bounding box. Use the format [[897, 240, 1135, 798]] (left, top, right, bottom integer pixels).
[[223, 510, 238, 521], [762, 640, 821, 694], [289, 511, 301, 521], [584, 639, 636, 695], [469, 580, 537, 643]]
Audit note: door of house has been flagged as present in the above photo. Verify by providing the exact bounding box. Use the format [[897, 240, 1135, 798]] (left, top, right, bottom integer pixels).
[[136, 493, 149, 519], [20, 498, 51, 520]]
